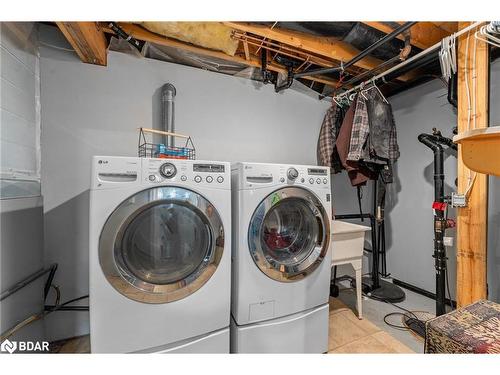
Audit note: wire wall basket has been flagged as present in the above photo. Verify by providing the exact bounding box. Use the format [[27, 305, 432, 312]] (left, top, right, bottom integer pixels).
[[138, 127, 196, 160]]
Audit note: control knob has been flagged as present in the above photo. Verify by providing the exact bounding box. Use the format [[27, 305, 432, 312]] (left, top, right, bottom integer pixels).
[[287, 167, 299, 180], [159, 163, 177, 178]]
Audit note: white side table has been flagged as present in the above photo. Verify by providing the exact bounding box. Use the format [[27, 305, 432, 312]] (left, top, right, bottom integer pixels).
[[331, 220, 371, 320]]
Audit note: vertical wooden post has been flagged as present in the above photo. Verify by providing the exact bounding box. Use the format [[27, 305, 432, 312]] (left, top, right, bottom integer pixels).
[[456, 22, 489, 307]]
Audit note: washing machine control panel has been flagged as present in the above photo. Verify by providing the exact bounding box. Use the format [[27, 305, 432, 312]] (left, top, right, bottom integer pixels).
[[277, 166, 330, 187], [143, 159, 229, 188], [237, 163, 330, 190]]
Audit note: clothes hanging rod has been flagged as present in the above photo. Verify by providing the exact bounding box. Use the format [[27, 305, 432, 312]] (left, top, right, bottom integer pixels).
[[327, 21, 483, 101], [295, 21, 417, 79]]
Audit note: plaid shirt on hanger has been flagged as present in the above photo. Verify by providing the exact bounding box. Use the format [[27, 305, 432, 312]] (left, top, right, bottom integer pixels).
[[317, 103, 341, 167], [347, 94, 370, 162], [388, 109, 400, 162]]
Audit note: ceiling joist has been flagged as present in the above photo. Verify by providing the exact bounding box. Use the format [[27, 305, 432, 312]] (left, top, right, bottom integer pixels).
[[363, 22, 456, 50], [225, 22, 415, 82], [101, 23, 339, 88], [56, 22, 108, 65], [224, 22, 387, 72], [56, 21, 453, 94]]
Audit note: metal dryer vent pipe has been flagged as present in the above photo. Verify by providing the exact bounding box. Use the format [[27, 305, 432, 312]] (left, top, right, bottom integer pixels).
[[161, 83, 176, 147]]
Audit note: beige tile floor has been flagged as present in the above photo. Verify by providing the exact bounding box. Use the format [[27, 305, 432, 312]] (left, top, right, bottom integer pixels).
[[328, 297, 414, 353], [50, 335, 90, 353], [50, 298, 413, 353]]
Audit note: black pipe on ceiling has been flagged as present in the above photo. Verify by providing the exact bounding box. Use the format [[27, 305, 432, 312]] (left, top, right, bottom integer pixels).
[[261, 21, 420, 61], [294, 22, 417, 79]]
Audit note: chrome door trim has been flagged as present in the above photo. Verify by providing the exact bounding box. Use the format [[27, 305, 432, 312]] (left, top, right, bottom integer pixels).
[[248, 187, 330, 282], [99, 186, 224, 304]]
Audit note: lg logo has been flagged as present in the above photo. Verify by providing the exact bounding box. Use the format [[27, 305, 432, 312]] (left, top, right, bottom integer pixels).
[[0, 339, 49, 354]]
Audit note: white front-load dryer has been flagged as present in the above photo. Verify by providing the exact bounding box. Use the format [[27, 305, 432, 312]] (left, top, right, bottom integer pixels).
[[230, 162, 332, 353], [89, 156, 231, 353]]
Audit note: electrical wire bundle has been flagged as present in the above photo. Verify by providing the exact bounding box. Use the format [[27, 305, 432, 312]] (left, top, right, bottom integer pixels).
[[0, 265, 89, 342]]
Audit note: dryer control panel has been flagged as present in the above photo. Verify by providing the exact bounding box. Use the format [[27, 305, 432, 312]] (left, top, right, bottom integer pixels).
[[143, 158, 230, 189], [232, 162, 330, 191]]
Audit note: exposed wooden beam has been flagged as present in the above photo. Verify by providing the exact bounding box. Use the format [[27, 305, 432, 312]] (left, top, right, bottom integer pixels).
[[233, 31, 362, 74], [456, 22, 489, 307], [56, 22, 108, 65], [224, 22, 388, 72], [101, 23, 339, 88], [363, 22, 453, 50], [242, 39, 250, 61], [225, 22, 414, 82], [433, 22, 459, 34]]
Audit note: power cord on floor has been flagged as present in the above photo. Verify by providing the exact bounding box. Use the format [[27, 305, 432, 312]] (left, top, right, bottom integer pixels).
[[334, 275, 429, 337], [0, 294, 89, 342], [383, 312, 415, 330], [363, 292, 428, 339]]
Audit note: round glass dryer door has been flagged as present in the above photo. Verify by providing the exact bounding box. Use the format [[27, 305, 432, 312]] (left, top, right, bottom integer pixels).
[[99, 186, 224, 303], [248, 187, 330, 282]]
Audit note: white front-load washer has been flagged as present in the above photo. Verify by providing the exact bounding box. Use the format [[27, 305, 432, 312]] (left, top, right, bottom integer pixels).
[[230, 162, 332, 353], [89, 156, 231, 353]]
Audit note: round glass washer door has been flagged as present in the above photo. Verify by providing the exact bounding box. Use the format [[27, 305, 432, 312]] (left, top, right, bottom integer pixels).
[[248, 187, 330, 282], [99, 186, 224, 304]]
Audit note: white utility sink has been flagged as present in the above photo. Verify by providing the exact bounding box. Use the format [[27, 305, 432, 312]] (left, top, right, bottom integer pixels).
[[331, 220, 371, 319], [331, 220, 371, 262]]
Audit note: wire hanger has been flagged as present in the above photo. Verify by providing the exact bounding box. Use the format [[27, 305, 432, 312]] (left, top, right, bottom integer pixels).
[[439, 33, 458, 81], [475, 22, 500, 48], [361, 79, 389, 104]]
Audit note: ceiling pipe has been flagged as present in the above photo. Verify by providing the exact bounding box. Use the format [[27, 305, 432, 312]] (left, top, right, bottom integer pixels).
[[319, 32, 413, 98], [294, 21, 417, 79], [328, 21, 483, 101]]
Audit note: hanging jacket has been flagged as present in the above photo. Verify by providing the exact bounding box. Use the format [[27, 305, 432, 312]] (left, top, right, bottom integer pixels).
[[336, 96, 377, 186], [317, 103, 340, 167], [365, 93, 400, 162], [347, 94, 370, 162], [317, 103, 345, 173]]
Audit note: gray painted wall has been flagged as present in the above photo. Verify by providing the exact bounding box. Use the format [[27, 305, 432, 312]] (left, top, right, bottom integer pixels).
[[333, 61, 500, 305], [387, 79, 459, 298], [39, 26, 329, 341], [0, 23, 41, 199], [0, 22, 44, 343]]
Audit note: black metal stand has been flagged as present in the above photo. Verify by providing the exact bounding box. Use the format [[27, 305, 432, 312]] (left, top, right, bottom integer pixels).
[[367, 179, 405, 302], [334, 180, 406, 304]]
